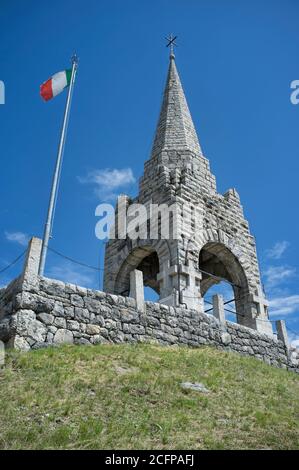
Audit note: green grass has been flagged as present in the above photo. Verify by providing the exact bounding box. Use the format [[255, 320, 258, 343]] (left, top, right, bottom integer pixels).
[[0, 343, 298, 450]]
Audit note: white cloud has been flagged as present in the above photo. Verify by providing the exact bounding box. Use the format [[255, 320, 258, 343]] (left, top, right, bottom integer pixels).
[[291, 338, 299, 349], [5, 231, 29, 247], [78, 168, 136, 201], [48, 261, 97, 289], [266, 241, 289, 259], [263, 265, 296, 289], [269, 295, 299, 316], [287, 331, 299, 350]]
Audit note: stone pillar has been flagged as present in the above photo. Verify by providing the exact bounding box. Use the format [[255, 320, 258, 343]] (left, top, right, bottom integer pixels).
[[21, 237, 42, 290], [276, 320, 289, 352], [130, 269, 145, 312], [23, 237, 42, 277], [5, 237, 43, 351], [212, 294, 225, 324]]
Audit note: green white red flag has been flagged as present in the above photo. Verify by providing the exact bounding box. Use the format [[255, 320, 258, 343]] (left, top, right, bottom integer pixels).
[[40, 69, 72, 101]]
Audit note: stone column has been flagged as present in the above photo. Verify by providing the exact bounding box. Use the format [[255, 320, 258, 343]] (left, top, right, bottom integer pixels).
[[21, 237, 42, 290], [6, 237, 43, 351], [276, 320, 289, 352], [212, 294, 225, 324], [23, 237, 42, 276], [130, 269, 145, 312]]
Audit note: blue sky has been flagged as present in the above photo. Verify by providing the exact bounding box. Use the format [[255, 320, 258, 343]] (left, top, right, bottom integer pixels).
[[0, 0, 299, 344]]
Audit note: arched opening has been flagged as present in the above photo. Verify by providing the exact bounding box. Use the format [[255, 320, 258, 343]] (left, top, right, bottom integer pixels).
[[114, 246, 160, 297], [199, 242, 249, 324]]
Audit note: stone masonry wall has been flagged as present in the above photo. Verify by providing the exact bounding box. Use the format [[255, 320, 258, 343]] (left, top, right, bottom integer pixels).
[[0, 272, 298, 373]]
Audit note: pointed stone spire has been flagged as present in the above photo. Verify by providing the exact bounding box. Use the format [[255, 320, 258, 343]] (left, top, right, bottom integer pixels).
[[151, 54, 203, 158]]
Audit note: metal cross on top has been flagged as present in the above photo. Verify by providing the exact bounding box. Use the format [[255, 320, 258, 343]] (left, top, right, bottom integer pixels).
[[165, 34, 178, 57]]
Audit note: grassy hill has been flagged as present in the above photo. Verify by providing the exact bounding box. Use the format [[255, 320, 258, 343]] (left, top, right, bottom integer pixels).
[[0, 343, 298, 450]]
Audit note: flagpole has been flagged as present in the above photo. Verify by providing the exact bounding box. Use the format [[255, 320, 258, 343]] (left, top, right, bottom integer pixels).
[[38, 54, 78, 276]]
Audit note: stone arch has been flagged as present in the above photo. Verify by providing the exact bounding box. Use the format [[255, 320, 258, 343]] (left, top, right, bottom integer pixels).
[[198, 241, 250, 324], [113, 238, 170, 297], [199, 242, 248, 295]]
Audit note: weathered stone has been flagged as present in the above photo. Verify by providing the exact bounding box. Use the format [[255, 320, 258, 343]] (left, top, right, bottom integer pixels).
[[70, 294, 84, 307], [98, 327, 109, 338], [54, 317, 67, 329], [147, 316, 161, 327], [37, 312, 54, 325], [92, 315, 105, 327], [130, 270, 145, 312], [46, 332, 54, 343], [64, 307, 75, 319], [181, 382, 209, 393], [75, 337, 91, 345], [160, 332, 178, 343], [221, 332, 231, 345], [125, 297, 136, 308], [97, 305, 111, 318], [84, 297, 102, 313], [21, 237, 42, 281], [65, 283, 77, 294], [123, 323, 145, 335], [48, 325, 58, 334], [76, 286, 87, 296], [13, 335, 31, 351], [18, 292, 54, 313], [67, 320, 80, 331], [120, 309, 139, 323], [90, 335, 109, 344], [16, 310, 47, 343], [53, 329, 74, 345], [86, 324, 102, 335], [276, 320, 289, 351], [52, 302, 65, 317], [105, 319, 117, 330], [74, 307, 90, 322], [41, 279, 66, 298], [213, 295, 226, 324]]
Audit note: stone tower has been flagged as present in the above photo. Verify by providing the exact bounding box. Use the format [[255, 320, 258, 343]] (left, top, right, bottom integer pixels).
[[104, 49, 272, 335]]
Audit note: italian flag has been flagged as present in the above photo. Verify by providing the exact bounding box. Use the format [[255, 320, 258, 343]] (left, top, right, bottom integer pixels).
[[40, 69, 72, 101]]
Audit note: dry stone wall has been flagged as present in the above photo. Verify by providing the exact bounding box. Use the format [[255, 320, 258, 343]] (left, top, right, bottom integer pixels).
[[0, 273, 298, 373]]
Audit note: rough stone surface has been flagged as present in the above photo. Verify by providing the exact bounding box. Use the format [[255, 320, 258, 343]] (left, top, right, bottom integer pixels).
[[0, 54, 298, 374], [37, 313, 54, 325], [53, 329, 74, 345], [103, 55, 272, 335], [0, 274, 298, 373], [181, 382, 209, 393]]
